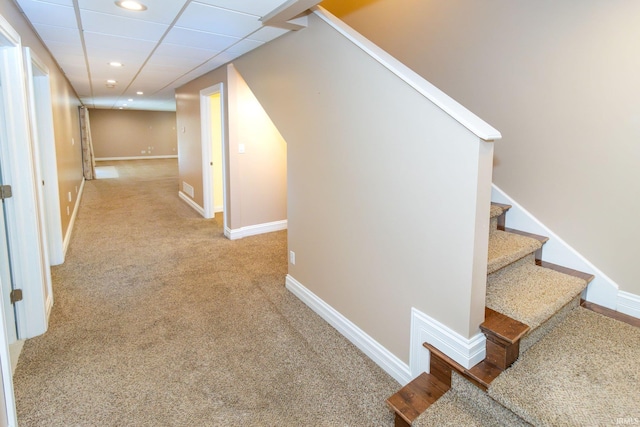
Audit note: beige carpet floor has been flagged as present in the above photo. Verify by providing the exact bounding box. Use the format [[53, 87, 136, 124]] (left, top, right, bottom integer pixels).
[[13, 159, 398, 426]]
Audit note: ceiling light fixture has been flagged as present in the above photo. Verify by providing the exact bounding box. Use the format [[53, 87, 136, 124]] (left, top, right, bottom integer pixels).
[[109, 61, 123, 67], [107, 79, 117, 84], [136, 91, 143, 95], [128, 98, 133, 102], [115, 1, 147, 11]]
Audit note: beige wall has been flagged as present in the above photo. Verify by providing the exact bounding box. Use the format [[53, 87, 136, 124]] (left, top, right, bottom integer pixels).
[[0, 0, 83, 241], [175, 64, 287, 230], [227, 65, 287, 228], [175, 67, 228, 214], [231, 14, 493, 362], [322, 0, 640, 297], [90, 109, 177, 159]]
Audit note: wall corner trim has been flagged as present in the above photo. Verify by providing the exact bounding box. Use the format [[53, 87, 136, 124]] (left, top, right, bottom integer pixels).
[[410, 307, 486, 378], [226, 220, 287, 240], [285, 274, 411, 385], [62, 178, 85, 259], [178, 191, 205, 217]]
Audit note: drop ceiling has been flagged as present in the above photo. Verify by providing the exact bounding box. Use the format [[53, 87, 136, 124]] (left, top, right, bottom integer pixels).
[[14, 0, 310, 111]]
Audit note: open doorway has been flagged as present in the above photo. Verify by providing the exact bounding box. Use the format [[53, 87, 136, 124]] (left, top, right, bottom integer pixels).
[[200, 83, 226, 229]]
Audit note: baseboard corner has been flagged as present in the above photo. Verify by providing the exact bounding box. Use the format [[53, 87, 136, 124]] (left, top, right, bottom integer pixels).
[[178, 191, 205, 217], [285, 274, 411, 385]]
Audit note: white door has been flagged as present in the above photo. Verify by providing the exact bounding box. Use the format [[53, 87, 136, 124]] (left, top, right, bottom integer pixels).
[[0, 78, 17, 345]]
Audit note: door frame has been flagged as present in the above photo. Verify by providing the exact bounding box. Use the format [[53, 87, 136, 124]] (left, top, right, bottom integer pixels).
[[0, 15, 50, 340], [24, 47, 63, 268], [200, 83, 227, 229], [0, 12, 25, 427]]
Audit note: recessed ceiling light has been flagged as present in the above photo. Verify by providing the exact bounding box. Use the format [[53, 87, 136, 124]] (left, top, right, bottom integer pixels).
[[109, 62, 123, 67], [136, 91, 143, 95], [123, 103, 128, 106], [128, 98, 133, 102], [107, 79, 117, 84], [115, 1, 147, 11], [119, 107, 124, 110]]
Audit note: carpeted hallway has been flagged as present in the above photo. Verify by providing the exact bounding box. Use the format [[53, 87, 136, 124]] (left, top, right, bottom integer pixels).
[[13, 159, 398, 426]]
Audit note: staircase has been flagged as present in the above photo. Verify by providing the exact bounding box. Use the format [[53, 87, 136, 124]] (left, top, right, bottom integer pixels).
[[387, 203, 640, 426]]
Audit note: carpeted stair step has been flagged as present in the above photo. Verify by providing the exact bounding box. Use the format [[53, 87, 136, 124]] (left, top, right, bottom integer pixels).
[[413, 372, 529, 427], [486, 262, 588, 352], [487, 229, 544, 274], [488, 307, 640, 426], [490, 202, 510, 232]]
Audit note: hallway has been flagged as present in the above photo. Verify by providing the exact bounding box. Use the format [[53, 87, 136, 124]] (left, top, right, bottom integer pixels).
[[12, 160, 397, 426]]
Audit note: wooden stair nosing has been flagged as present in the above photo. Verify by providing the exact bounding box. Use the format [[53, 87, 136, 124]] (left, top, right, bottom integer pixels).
[[537, 260, 595, 284], [480, 307, 530, 345], [385, 372, 449, 425], [581, 299, 640, 328], [424, 343, 503, 392]]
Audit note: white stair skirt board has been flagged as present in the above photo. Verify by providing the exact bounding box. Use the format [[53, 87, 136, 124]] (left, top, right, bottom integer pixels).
[[178, 191, 205, 217], [95, 155, 178, 161], [225, 220, 287, 240], [491, 184, 623, 312], [285, 275, 411, 385], [410, 308, 486, 379], [618, 291, 640, 319], [63, 178, 85, 259]]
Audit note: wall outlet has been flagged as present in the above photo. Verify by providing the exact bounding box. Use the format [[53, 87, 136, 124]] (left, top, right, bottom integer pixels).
[[141, 150, 146, 154], [66, 206, 70, 216], [67, 191, 72, 202], [71, 138, 75, 146], [289, 250, 296, 265]]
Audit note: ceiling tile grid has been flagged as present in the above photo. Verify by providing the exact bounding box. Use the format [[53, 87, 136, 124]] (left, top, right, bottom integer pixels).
[[15, 0, 309, 110]]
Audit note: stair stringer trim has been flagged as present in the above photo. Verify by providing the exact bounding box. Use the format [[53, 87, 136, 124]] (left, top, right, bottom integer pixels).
[[410, 307, 486, 379], [491, 184, 621, 311], [285, 274, 412, 385]]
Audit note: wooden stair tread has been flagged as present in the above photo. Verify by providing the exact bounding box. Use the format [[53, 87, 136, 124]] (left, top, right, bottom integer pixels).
[[480, 307, 530, 345], [424, 343, 502, 392], [386, 372, 449, 425], [503, 227, 549, 245], [537, 260, 595, 283]]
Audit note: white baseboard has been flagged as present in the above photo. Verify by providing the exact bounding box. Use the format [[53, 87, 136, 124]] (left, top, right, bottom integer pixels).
[[226, 219, 287, 240], [178, 191, 205, 217], [410, 308, 486, 378], [62, 178, 85, 258], [95, 155, 178, 161], [45, 293, 53, 323], [491, 184, 620, 310], [617, 291, 640, 319], [285, 274, 410, 385]]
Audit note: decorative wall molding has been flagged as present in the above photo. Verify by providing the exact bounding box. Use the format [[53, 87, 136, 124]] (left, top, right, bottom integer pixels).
[[63, 178, 85, 259], [285, 275, 411, 385], [95, 155, 178, 161], [410, 307, 486, 378], [178, 191, 205, 217], [226, 219, 287, 240]]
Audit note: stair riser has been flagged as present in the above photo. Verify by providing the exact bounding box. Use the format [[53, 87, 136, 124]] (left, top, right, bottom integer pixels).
[[520, 295, 581, 353]]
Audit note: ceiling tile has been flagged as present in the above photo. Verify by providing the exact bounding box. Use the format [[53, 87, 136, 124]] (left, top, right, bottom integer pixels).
[[32, 23, 81, 45], [193, 0, 290, 17], [78, 0, 188, 25], [83, 32, 156, 55], [17, 0, 77, 28], [177, 3, 261, 38], [80, 10, 168, 41], [163, 26, 239, 51], [247, 26, 289, 43]]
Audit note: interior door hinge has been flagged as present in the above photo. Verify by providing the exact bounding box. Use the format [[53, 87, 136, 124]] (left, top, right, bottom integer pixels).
[[10, 289, 23, 304], [0, 185, 12, 200]]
